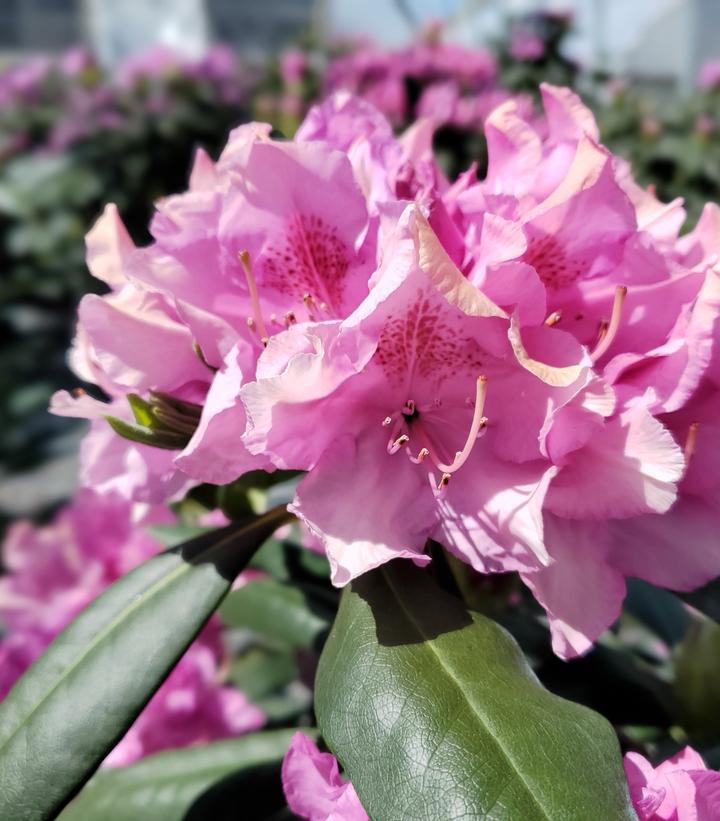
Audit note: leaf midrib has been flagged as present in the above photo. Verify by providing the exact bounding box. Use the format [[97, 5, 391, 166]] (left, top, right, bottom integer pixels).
[[0, 510, 285, 759], [382, 569, 554, 821]]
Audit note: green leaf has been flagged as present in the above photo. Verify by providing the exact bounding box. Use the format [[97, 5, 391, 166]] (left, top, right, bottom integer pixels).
[[674, 616, 720, 744], [59, 729, 308, 821], [250, 535, 331, 582], [625, 579, 691, 647], [219, 577, 334, 649], [0, 507, 291, 821], [315, 561, 636, 821]]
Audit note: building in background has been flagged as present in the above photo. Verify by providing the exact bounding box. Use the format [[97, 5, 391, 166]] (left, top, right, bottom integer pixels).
[[0, 0, 81, 52], [0, 0, 315, 63]]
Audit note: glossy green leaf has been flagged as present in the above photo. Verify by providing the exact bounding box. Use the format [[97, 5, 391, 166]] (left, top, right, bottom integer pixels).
[[315, 561, 636, 821], [219, 577, 334, 649], [59, 729, 304, 821], [0, 507, 291, 821]]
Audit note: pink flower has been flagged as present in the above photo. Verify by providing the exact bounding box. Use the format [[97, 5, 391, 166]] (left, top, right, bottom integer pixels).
[[698, 59, 720, 90], [280, 49, 308, 86], [282, 733, 368, 821], [625, 747, 720, 820], [55, 96, 434, 496], [324, 38, 497, 128], [0, 489, 264, 765], [509, 32, 546, 61]]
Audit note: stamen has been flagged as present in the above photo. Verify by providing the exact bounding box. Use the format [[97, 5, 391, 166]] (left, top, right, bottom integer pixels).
[[192, 341, 216, 372], [590, 286, 627, 363], [71, 387, 86, 398], [239, 250, 270, 341], [388, 434, 409, 455], [303, 293, 317, 320], [684, 422, 699, 475], [433, 376, 488, 474], [411, 447, 429, 464], [382, 416, 393, 427], [545, 310, 562, 326], [402, 399, 416, 416]]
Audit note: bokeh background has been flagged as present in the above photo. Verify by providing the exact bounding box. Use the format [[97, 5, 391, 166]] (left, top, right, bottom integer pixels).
[[2, 0, 720, 529]]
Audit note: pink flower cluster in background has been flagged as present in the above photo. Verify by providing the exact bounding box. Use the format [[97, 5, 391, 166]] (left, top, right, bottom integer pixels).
[[324, 33, 530, 130], [55, 81, 720, 661], [0, 489, 263, 766], [0, 44, 247, 160]]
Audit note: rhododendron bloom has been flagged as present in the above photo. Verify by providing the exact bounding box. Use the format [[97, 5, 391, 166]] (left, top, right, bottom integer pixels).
[[0, 489, 263, 765], [625, 747, 720, 820], [53, 93, 439, 494], [282, 733, 368, 821]]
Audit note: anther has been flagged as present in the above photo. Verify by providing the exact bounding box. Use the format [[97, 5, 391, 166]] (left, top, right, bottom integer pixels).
[[416, 447, 429, 462], [285, 311, 297, 327], [437, 473, 451, 490], [388, 434, 409, 455], [402, 399, 416, 416], [590, 286, 627, 363], [303, 293, 317, 320], [545, 310, 562, 326], [382, 416, 393, 427], [684, 422, 699, 475], [239, 250, 270, 342]]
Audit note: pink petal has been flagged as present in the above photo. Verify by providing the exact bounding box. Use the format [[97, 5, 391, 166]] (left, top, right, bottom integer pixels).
[[546, 406, 684, 519], [290, 430, 434, 587], [521, 516, 626, 658]]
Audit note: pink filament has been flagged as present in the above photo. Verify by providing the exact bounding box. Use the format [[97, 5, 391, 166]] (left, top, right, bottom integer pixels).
[[590, 286, 627, 363], [239, 250, 270, 343]]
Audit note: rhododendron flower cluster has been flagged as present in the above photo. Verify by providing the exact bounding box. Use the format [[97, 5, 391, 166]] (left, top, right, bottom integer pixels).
[[0, 489, 263, 765], [56, 81, 720, 662], [0, 44, 246, 161], [324, 32, 528, 131]]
